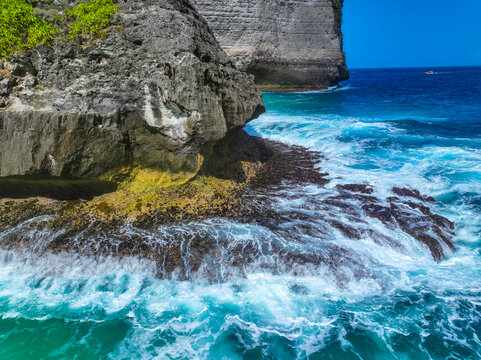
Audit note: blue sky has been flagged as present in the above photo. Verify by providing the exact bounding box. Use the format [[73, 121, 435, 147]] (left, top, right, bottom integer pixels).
[[343, 0, 481, 68]]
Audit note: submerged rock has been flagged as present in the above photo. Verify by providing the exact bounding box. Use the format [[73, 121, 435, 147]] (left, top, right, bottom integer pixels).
[[192, 0, 349, 90], [0, 137, 456, 282], [0, 0, 264, 178]]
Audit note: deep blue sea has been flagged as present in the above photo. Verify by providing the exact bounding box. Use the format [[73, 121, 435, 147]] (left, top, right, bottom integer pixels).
[[1, 67, 481, 359]]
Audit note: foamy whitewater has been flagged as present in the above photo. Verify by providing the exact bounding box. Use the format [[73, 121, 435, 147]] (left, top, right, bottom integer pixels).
[[1, 67, 481, 359]]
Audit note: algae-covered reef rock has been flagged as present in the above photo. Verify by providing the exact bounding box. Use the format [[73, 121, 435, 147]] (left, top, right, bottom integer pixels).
[[0, 0, 264, 178], [192, 0, 349, 90]]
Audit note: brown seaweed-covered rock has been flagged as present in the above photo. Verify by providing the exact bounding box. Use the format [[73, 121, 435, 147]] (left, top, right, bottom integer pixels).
[[0, 137, 456, 281], [0, 0, 264, 178]]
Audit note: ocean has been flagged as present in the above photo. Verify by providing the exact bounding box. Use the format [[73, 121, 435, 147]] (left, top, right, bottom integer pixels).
[[1, 67, 480, 359]]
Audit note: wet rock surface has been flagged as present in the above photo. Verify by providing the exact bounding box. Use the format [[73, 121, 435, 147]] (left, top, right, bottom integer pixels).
[[0, 137, 456, 282]]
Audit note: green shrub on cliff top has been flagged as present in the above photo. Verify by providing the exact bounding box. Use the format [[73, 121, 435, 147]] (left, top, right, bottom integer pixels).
[[0, 0, 119, 60], [0, 0, 57, 60], [66, 0, 119, 39]]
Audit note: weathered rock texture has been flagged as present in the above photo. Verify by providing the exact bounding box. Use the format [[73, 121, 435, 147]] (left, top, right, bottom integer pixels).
[[192, 0, 349, 90], [0, 0, 264, 178]]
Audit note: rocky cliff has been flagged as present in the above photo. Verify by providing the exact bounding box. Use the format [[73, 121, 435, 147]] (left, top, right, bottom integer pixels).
[[192, 0, 349, 90], [0, 0, 264, 178]]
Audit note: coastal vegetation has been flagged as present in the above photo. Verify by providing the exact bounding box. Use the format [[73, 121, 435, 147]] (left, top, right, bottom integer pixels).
[[0, 0, 118, 60], [0, 0, 57, 60], [65, 0, 119, 39]]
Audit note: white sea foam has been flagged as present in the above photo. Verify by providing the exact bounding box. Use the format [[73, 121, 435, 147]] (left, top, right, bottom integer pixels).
[[246, 111, 481, 206], [0, 227, 479, 359], [283, 85, 354, 95], [2, 91, 481, 358]]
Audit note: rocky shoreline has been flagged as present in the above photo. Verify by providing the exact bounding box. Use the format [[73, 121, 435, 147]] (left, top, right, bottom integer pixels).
[[0, 132, 455, 281]]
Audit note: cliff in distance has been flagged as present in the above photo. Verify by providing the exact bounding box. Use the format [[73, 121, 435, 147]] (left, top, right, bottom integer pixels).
[[192, 0, 349, 90], [0, 0, 264, 178]]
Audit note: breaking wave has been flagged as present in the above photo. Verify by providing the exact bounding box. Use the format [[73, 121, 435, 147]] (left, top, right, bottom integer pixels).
[[1, 67, 481, 359]]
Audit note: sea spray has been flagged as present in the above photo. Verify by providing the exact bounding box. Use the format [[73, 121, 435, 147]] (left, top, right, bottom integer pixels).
[[1, 67, 481, 359]]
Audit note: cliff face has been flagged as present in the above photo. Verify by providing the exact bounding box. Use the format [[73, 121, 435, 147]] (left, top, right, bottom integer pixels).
[[0, 0, 264, 178], [192, 0, 349, 90]]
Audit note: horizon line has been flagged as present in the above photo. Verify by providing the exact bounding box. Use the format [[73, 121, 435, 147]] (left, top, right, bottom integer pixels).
[[348, 64, 481, 70]]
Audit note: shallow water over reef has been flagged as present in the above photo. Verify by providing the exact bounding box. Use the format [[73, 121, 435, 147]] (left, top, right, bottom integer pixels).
[[1, 67, 481, 359]]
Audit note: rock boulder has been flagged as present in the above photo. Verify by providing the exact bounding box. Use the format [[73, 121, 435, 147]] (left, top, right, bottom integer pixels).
[[0, 0, 264, 178]]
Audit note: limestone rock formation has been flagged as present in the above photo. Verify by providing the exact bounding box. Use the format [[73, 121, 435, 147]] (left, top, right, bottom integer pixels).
[[192, 0, 349, 90], [0, 0, 264, 178]]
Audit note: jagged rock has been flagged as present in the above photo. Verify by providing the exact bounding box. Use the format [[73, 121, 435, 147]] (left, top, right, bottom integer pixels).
[[192, 0, 349, 90], [0, 140, 456, 280], [0, 0, 264, 178]]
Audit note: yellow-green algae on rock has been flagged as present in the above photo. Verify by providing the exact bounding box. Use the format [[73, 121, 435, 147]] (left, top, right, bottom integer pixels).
[[0, 133, 267, 232]]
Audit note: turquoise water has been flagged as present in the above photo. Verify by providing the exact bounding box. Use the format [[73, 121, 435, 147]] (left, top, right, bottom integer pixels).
[[1, 67, 481, 359]]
